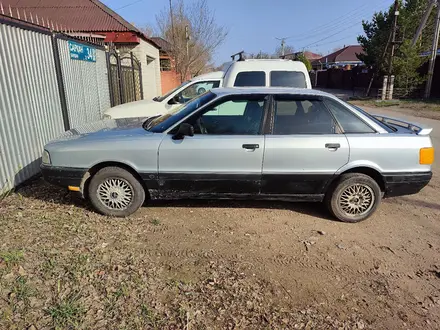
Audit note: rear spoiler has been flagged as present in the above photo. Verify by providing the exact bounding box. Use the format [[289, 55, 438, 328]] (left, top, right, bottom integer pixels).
[[372, 115, 433, 136]]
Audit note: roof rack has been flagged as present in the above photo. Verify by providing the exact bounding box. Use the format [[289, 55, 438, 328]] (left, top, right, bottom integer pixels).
[[231, 50, 245, 61]]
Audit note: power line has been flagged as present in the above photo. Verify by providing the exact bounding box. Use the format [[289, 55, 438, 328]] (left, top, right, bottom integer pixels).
[[299, 20, 364, 49], [116, 0, 145, 10], [286, 2, 370, 40], [286, 0, 390, 42]]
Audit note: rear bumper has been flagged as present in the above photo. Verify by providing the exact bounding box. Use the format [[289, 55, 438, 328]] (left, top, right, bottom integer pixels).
[[383, 171, 432, 197], [41, 165, 87, 189]]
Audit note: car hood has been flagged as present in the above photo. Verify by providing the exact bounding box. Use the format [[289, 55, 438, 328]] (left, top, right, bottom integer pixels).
[[49, 117, 150, 143], [103, 99, 167, 119]]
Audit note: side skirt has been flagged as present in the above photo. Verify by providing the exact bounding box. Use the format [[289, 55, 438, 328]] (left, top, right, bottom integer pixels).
[[147, 189, 324, 202]]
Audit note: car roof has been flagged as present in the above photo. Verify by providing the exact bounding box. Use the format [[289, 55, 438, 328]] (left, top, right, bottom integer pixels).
[[210, 87, 334, 98]]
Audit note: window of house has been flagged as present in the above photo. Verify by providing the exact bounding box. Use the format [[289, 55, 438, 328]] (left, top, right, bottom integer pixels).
[[160, 58, 171, 71], [146, 55, 155, 65]]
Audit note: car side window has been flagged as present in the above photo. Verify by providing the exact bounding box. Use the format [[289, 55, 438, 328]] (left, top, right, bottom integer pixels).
[[178, 80, 220, 103], [325, 99, 375, 134], [187, 97, 266, 135], [273, 98, 336, 135], [234, 72, 266, 87], [270, 71, 306, 88]]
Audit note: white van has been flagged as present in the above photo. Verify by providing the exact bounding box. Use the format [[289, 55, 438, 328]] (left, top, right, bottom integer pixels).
[[103, 59, 311, 119]]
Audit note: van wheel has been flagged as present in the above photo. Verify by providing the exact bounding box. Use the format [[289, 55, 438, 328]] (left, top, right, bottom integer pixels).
[[88, 167, 145, 217], [325, 173, 381, 223]]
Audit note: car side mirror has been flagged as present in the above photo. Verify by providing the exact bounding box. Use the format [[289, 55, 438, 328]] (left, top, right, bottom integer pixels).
[[172, 123, 194, 140], [168, 94, 180, 105]]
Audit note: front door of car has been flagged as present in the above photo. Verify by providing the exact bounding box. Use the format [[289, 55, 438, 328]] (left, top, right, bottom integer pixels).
[[262, 96, 350, 195], [158, 95, 268, 197]]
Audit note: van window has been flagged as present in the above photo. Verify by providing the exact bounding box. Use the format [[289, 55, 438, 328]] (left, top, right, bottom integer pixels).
[[234, 71, 265, 87], [270, 71, 306, 88]]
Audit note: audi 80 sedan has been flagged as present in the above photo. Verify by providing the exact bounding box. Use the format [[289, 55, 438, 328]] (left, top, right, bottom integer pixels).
[[41, 88, 434, 222]]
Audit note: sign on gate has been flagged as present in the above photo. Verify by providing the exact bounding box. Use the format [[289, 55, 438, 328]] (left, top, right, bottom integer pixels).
[[68, 41, 96, 62]]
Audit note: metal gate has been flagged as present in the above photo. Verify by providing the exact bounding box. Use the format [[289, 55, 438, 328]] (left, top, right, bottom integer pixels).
[[107, 51, 143, 107]]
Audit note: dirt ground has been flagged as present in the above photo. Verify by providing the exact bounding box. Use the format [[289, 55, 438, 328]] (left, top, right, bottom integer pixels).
[[1, 109, 440, 329]]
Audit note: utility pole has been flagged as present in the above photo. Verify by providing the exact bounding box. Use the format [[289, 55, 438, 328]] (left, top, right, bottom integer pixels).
[[412, 0, 437, 46], [185, 25, 190, 58], [275, 37, 288, 56], [425, 1, 440, 98], [169, 0, 175, 43], [386, 0, 399, 100]]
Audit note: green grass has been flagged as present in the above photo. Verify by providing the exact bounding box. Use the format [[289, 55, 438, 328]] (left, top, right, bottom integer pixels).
[[140, 304, 163, 329], [150, 218, 161, 226], [350, 98, 440, 110], [0, 250, 24, 267], [10, 276, 35, 308], [46, 292, 85, 329]]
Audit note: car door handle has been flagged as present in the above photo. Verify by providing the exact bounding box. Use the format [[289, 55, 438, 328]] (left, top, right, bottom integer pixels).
[[242, 144, 259, 150], [325, 143, 340, 150]]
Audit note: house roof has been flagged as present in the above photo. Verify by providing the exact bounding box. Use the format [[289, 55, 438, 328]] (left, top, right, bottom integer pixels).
[[303, 51, 322, 60], [317, 45, 364, 64], [2, 0, 159, 47], [150, 37, 172, 53]]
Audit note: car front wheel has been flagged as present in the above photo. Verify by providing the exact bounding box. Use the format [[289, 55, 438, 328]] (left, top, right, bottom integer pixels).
[[88, 167, 145, 217], [326, 173, 382, 223]]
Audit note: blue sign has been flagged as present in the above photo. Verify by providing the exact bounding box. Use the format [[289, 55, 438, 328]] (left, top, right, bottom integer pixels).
[[68, 41, 96, 62]]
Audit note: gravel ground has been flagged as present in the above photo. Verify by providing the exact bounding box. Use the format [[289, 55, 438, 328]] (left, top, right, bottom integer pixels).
[[1, 108, 439, 330]]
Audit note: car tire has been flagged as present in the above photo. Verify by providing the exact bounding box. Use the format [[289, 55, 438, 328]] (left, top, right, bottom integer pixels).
[[197, 87, 206, 95], [325, 173, 382, 223], [88, 167, 145, 217]]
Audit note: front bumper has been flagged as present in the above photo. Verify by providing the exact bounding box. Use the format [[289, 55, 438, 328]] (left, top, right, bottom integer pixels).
[[384, 171, 432, 197], [41, 164, 87, 190]]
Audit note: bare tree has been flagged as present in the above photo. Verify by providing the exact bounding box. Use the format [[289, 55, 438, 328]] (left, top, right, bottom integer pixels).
[[137, 23, 157, 37], [156, 0, 228, 82], [275, 44, 295, 57]]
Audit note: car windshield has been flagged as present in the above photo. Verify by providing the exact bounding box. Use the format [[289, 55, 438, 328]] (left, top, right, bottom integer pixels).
[[146, 91, 217, 132], [154, 80, 191, 102]]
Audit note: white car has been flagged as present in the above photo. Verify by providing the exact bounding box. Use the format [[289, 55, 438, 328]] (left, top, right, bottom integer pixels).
[[103, 58, 312, 119]]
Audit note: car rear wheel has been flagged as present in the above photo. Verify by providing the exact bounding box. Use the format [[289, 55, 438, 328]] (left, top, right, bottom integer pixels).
[[88, 167, 145, 217], [326, 173, 382, 223]]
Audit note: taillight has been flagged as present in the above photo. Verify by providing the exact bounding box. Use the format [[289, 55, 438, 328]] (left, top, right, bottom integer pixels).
[[420, 147, 435, 165]]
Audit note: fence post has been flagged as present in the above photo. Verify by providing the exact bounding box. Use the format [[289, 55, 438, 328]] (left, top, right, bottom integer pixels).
[[106, 51, 115, 107], [388, 75, 395, 100], [117, 53, 125, 104], [138, 58, 143, 100], [381, 76, 388, 101], [130, 52, 137, 101], [51, 33, 70, 131]]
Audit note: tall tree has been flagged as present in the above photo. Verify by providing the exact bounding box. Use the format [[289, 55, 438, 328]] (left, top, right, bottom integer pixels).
[[358, 0, 432, 89], [156, 0, 228, 82], [297, 53, 312, 71]]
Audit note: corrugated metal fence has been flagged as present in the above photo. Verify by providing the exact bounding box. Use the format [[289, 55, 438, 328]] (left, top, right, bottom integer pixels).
[[0, 15, 110, 192], [57, 38, 110, 128]]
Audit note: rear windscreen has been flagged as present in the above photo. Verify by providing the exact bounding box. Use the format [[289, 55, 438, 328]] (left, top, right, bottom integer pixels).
[[270, 71, 306, 88], [234, 71, 266, 87]]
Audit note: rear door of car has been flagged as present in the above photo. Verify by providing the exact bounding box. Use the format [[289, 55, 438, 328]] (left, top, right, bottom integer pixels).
[[261, 95, 350, 197]]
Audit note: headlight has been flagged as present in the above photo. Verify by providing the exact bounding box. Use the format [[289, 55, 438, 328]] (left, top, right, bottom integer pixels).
[[103, 114, 112, 119], [42, 150, 51, 165]]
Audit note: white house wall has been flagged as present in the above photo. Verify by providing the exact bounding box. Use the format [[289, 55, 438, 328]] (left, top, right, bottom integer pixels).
[[129, 39, 161, 99]]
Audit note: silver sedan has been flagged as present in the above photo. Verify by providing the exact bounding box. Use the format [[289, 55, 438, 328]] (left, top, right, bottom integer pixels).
[[41, 88, 434, 222]]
